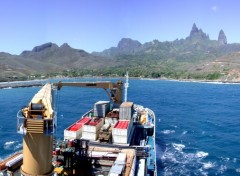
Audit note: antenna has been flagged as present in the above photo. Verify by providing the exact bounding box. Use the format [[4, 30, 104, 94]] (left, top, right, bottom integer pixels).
[[124, 71, 129, 102]]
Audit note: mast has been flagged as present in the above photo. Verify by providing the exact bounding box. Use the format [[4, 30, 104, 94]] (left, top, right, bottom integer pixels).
[[124, 71, 129, 102]]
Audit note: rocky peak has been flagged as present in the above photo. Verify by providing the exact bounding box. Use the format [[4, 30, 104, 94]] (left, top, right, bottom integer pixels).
[[32, 42, 58, 52], [117, 38, 142, 51], [189, 23, 209, 40], [60, 43, 71, 49], [218, 29, 227, 45], [190, 23, 199, 37]]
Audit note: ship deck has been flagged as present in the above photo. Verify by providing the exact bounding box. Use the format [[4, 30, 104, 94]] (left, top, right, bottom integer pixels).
[[1, 104, 157, 176]]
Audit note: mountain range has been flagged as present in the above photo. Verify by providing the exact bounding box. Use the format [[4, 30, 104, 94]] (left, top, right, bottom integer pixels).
[[1, 23, 240, 82]]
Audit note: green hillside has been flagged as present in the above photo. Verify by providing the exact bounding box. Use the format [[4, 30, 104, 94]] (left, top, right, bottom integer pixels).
[[1, 24, 240, 82]]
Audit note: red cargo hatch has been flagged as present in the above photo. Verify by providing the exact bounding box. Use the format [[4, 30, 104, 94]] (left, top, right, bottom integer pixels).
[[68, 117, 91, 131], [87, 118, 102, 126], [114, 120, 129, 129], [76, 117, 91, 124], [69, 123, 84, 131]]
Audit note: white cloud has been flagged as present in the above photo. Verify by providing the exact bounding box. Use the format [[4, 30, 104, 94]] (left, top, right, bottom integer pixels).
[[211, 6, 218, 12]]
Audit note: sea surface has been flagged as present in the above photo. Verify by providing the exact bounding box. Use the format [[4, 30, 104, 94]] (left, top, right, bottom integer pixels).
[[0, 78, 240, 176]]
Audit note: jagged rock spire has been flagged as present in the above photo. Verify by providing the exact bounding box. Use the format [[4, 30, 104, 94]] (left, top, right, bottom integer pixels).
[[190, 23, 199, 37], [218, 29, 227, 45], [189, 23, 209, 40]]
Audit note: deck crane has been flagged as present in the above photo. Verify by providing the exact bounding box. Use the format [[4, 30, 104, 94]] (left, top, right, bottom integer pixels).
[[53, 80, 124, 105], [17, 83, 55, 176], [16, 80, 124, 175]]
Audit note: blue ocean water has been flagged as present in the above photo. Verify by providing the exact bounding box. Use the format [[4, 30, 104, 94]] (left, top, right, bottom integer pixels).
[[0, 78, 240, 175]]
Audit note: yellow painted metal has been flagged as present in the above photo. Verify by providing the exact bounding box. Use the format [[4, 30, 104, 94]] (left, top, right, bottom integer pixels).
[[54, 167, 64, 174], [22, 83, 54, 119], [21, 134, 53, 176], [21, 83, 54, 176], [53, 80, 123, 104]]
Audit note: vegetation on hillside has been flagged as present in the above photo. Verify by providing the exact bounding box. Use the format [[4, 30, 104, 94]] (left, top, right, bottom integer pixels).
[[1, 24, 240, 82]]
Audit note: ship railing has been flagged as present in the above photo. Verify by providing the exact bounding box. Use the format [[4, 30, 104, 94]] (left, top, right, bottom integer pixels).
[[17, 110, 57, 135], [17, 110, 26, 135], [81, 109, 94, 118], [149, 108, 157, 176]]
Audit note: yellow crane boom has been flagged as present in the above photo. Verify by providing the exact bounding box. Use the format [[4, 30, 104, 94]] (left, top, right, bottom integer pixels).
[[19, 83, 54, 176], [53, 80, 124, 104]]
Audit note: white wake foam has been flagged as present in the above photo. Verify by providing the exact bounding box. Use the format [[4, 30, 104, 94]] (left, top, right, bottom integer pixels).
[[3, 141, 22, 150], [233, 158, 237, 163], [4, 141, 16, 150], [15, 143, 23, 150], [218, 164, 227, 174], [195, 151, 208, 158], [182, 130, 188, 135], [161, 144, 215, 175], [172, 143, 185, 152], [3, 87, 12, 89], [162, 130, 175, 134], [202, 162, 215, 169]]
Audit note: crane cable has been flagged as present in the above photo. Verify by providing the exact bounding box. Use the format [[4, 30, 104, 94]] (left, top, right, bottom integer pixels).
[[53, 85, 60, 135]]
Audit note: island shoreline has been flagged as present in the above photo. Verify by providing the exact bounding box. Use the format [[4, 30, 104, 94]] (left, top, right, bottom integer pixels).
[[1, 76, 240, 89]]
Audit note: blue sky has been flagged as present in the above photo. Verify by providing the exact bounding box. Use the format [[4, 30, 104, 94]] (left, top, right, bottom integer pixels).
[[0, 0, 239, 54]]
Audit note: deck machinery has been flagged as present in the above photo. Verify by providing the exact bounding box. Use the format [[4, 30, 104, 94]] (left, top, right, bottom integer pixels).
[[10, 80, 157, 176], [17, 83, 56, 176]]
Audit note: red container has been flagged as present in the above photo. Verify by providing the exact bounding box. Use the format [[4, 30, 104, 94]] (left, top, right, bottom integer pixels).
[[67, 117, 91, 131], [88, 118, 102, 126], [69, 123, 84, 131], [114, 120, 129, 129], [76, 117, 91, 124]]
